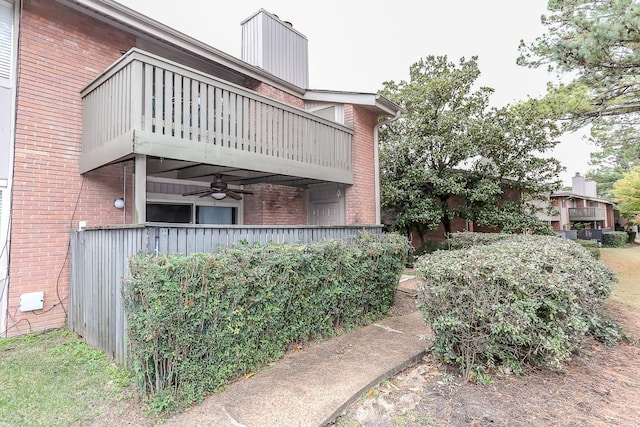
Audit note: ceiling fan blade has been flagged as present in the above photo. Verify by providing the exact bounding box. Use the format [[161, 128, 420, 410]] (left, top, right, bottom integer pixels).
[[183, 189, 211, 196], [225, 191, 243, 200], [229, 189, 254, 194]]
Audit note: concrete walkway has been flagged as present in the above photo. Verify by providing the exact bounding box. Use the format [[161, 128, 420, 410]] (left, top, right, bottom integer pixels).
[[164, 279, 428, 427]]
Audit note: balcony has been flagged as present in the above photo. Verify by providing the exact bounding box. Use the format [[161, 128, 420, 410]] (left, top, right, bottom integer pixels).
[[569, 207, 606, 221], [79, 49, 353, 184]]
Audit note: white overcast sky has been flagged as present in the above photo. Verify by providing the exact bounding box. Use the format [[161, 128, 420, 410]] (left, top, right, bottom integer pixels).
[[119, 0, 593, 185]]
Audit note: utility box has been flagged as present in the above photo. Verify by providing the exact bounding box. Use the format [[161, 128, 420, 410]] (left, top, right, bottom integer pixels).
[[19, 291, 44, 312]]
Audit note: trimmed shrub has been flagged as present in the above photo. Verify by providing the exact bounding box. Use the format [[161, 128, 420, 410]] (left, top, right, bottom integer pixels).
[[416, 240, 446, 256], [124, 232, 410, 411], [603, 231, 629, 247], [443, 232, 515, 250], [406, 241, 443, 265], [415, 235, 620, 381], [575, 239, 601, 260]]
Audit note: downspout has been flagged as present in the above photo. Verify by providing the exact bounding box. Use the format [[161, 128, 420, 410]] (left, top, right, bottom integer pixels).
[[374, 109, 401, 225]]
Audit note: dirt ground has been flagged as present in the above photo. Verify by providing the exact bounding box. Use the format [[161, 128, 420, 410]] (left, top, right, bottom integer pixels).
[[332, 298, 640, 427]]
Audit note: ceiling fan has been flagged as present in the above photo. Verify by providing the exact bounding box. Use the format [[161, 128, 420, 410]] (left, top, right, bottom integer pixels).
[[182, 175, 253, 200]]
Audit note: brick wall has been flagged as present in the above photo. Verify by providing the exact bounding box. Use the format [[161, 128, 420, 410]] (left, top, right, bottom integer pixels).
[[247, 81, 305, 109], [409, 187, 526, 247], [343, 105, 377, 225], [243, 183, 307, 225], [6, 0, 136, 336]]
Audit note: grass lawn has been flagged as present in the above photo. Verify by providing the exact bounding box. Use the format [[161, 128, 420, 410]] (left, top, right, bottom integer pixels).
[[601, 244, 640, 311], [0, 330, 138, 426]]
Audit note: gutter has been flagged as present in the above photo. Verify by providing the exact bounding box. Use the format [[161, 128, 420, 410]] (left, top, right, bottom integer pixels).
[[374, 109, 402, 225]]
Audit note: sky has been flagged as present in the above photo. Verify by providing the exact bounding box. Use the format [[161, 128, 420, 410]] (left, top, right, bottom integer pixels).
[[119, 0, 593, 186]]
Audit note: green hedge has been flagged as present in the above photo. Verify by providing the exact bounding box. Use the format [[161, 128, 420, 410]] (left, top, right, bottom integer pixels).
[[124, 232, 410, 411], [443, 232, 514, 250], [415, 234, 620, 381], [603, 231, 629, 247], [575, 239, 601, 260]]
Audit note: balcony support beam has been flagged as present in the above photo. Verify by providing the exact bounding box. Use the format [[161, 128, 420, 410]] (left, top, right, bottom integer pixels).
[[134, 154, 147, 223]]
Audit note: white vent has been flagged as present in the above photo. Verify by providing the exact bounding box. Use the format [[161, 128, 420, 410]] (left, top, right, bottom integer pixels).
[[241, 9, 309, 89], [0, 1, 13, 81]]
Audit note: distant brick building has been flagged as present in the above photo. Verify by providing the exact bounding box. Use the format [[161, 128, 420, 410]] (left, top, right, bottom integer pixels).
[[537, 173, 616, 232], [406, 187, 523, 248]]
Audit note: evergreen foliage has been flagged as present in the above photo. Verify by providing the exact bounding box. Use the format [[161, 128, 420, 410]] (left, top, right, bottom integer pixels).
[[602, 231, 630, 247], [123, 233, 410, 412], [520, 1, 640, 198], [416, 233, 622, 380], [379, 56, 561, 241]]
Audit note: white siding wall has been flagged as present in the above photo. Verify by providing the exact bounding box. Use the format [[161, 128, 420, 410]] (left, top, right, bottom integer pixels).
[[0, 0, 16, 336]]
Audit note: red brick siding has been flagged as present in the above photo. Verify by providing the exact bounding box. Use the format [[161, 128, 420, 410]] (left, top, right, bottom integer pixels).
[[7, 0, 136, 335], [343, 105, 377, 225], [606, 204, 615, 229], [243, 183, 307, 225], [412, 217, 469, 246], [247, 81, 305, 109]]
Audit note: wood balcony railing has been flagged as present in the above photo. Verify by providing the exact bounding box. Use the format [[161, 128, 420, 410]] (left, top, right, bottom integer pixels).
[[569, 207, 606, 221], [80, 49, 353, 183]]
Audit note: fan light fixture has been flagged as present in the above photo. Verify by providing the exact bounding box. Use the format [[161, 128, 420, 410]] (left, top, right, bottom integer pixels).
[[211, 192, 226, 200]]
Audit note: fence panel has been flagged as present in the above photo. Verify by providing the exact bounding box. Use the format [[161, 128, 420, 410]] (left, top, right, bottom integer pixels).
[[69, 225, 381, 364]]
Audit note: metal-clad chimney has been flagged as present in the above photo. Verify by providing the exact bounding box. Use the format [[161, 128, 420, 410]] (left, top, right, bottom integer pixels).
[[241, 9, 309, 89]]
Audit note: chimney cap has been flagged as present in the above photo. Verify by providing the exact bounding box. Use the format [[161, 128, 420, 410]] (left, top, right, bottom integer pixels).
[[241, 9, 308, 39]]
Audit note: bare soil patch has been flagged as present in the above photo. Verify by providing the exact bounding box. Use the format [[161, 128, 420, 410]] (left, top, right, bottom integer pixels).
[[332, 300, 640, 427]]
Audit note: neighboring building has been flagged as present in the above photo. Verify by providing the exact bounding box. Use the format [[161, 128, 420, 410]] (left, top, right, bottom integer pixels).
[[538, 173, 616, 232], [1, 0, 401, 336], [407, 187, 523, 247]]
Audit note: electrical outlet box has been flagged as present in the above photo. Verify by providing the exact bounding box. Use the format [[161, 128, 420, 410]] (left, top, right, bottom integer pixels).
[[19, 292, 44, 312]]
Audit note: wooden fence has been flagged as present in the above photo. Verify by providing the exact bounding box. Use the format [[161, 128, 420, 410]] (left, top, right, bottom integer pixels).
[[68, 224, 382, 365]]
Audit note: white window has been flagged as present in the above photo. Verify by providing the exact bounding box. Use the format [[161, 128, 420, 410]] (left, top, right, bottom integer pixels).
[[146, 203, 239, 224]]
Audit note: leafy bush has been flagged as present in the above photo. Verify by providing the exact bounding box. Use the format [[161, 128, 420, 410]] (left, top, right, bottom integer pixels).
[[416, 240, 445, 256], [415, 234, 620, 381], [124, 232, 410, 411], [575, 239, 601, 260], [442, 231, 518, 250], [406, 240, 442, 265], [603, 231, 629, 247]]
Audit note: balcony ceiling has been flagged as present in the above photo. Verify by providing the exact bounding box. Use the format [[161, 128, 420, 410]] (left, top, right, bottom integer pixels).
[[146, 157, 326, 187]]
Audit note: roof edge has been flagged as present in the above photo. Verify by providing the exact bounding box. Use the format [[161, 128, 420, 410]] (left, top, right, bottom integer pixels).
[[57, 0, 306, 96], [303, 90, 403, 116]]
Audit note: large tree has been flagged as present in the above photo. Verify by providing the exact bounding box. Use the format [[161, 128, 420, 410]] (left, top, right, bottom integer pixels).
[[586, 118, 640, 197], [519, 0, 640, 198], [379, 56, 562, 241], [612, 165, 640, 219], [518, 0, 640, 125]]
